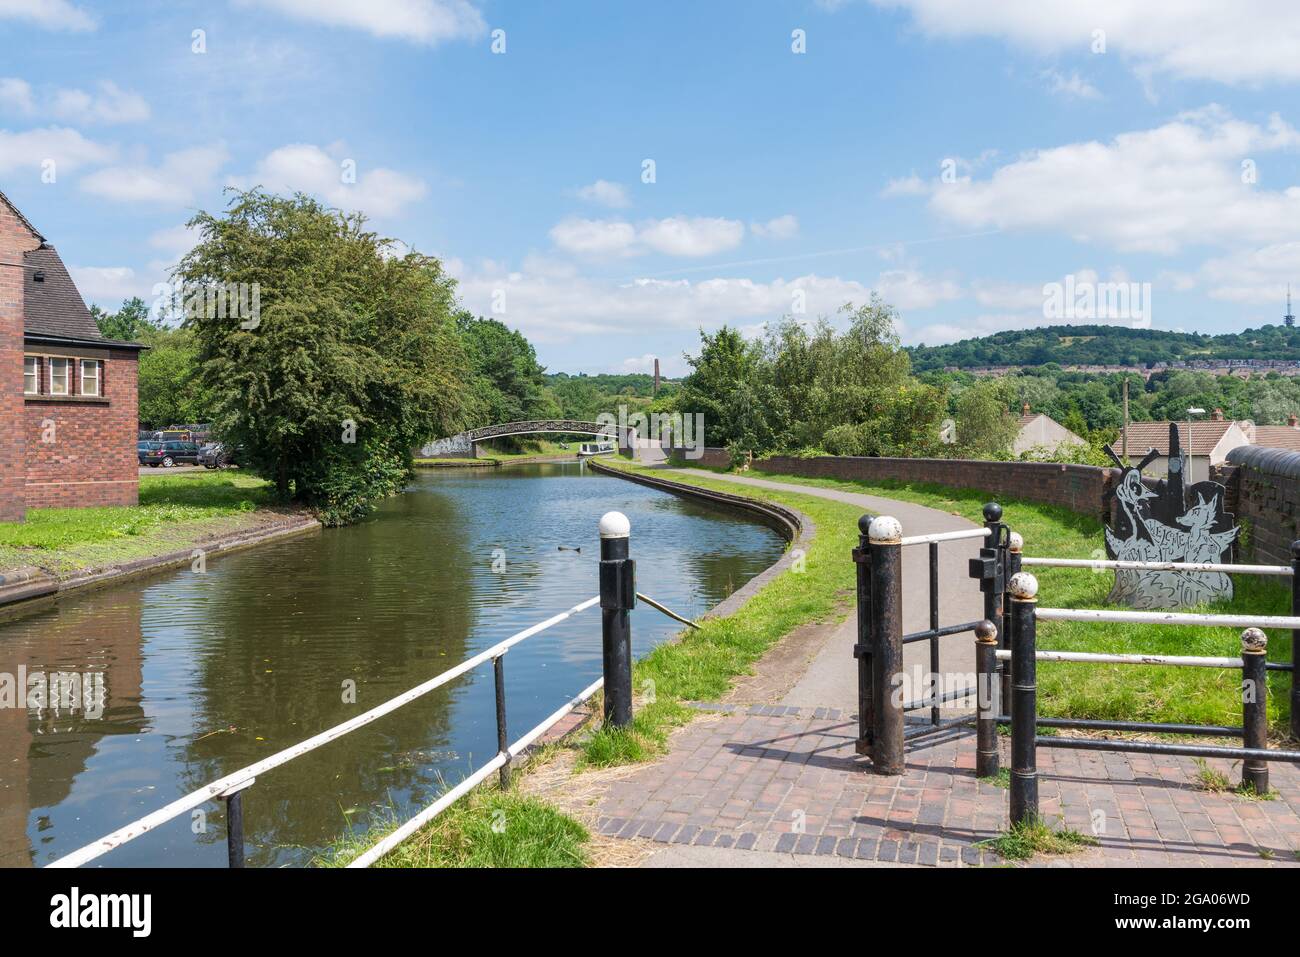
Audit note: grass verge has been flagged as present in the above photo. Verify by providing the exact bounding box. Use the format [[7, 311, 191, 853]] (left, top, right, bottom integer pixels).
[[0, 472, 282, 575], [317, 789, 589, 868]]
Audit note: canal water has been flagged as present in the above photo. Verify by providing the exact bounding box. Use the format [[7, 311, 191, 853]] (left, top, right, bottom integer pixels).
[[0, 462, 786, 867]]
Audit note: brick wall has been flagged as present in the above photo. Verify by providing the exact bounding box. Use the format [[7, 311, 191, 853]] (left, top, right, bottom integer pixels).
[[751, 454, 1118, 521], [24, 348, 139, 508], [0, 199, 39, 522], [1222, 446, 1300, 566]]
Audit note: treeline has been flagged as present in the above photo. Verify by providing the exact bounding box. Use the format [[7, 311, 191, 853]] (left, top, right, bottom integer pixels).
[[908, 324, 1300, 371]]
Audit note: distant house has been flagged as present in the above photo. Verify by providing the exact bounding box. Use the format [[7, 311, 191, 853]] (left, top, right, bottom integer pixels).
[[1013, 403, 1086, 456], [1, 190, 145, 523], [1119, 410, 1250, 483], [1243, 414, 1300, 453]]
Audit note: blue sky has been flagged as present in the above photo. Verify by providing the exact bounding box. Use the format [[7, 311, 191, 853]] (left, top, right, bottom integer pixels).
[[2, 0, 1300, 375]]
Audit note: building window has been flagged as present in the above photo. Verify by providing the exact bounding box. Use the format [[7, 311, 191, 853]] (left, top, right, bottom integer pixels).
[[49, 357, 70, 396], [80, 359, 100, 397], [24, 356, 38, 395]]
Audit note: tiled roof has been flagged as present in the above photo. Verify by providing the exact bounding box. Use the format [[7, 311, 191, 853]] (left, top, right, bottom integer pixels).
[[1120, 420, 1239, 456], [23, 245, 105, 342], [1251, 426, 1300, 452]]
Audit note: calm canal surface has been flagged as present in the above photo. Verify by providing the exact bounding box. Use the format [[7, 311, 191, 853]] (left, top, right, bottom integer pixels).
[[0, 462, 786, 867]]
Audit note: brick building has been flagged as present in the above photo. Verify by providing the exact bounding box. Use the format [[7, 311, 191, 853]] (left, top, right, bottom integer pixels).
[[1, 190, 144, 522]]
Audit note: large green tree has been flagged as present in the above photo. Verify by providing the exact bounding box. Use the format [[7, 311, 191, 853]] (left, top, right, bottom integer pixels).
[[457, 312, 557, 424], [176, 189, 470, 525]]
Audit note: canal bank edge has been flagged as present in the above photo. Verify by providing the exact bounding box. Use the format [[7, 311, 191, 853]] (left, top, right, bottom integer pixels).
[[0, 513, 321, 618], [586, 457, 812, 621]]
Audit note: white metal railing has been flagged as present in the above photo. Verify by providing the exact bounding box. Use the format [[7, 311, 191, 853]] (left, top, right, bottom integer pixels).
[[1022, 557, 1293, 576], [994, 648, 1244, 668], [47, 595, 602, 869], [900, 527, 991, 547], [1035, 608, 1300, 629]]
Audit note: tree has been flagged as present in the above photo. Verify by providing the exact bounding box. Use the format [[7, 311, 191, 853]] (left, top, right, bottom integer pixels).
[[92, 296, 157, 341], [137, 326, 210, 428], [457, 312, 557, 424], [176, 189, 470, 525], [948, 379, 1019, 459]]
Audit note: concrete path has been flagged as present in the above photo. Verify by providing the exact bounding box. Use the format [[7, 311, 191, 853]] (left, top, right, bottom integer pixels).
[[661, 466, 989, 714]]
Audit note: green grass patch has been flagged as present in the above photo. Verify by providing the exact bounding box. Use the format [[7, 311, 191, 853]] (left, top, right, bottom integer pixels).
[[733, 468, 1294, 732], [317, 789, 589, 868], [980, 767, 1011, 789], [980, 817, 1098, 861], [577, 459, 861, 766]]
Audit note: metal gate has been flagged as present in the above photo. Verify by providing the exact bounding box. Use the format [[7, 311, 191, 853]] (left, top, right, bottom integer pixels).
[[853, 503, 1008, 774]]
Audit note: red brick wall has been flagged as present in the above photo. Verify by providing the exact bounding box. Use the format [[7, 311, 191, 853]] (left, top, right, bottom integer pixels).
[[752, 454, 1118, 521], [1221, 447, 1300, 566], [0, 199, 39, 522], [24, 349, 139, 508]]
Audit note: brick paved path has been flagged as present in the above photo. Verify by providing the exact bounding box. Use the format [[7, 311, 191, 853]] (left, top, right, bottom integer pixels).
[[597, 705, 1300, 867]]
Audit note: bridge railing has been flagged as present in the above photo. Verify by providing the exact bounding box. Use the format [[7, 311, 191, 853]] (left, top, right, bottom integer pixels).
[[47, 510, 693, 869]]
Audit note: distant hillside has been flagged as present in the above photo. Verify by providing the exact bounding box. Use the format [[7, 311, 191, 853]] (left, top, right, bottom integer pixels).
[[907, 324, 1300, 372]]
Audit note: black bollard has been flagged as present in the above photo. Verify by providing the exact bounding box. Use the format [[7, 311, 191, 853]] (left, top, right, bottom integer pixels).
[[494, 654, 511, 789], [599, 511, 636, 728], [868, 515, 904, 775], [1241, 628, 1269, 794], [1008, 572, 1039, 826], [1004, 529, 1022, 715], [225, 788, 246, 868], [981, 503, 1008, 714], [853, 514, 874, 755], [975, 619, 1000, 779], [1291, 541, 1300, 742]]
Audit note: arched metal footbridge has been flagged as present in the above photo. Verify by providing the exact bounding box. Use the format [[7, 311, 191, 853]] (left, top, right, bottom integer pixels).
[[419, 419, 630, 458]]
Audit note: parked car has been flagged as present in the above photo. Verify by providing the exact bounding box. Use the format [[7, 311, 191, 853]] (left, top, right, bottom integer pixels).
[[199, 442, 240, 469], [141, 440, 201, 468], [137, 440, 162, 465]]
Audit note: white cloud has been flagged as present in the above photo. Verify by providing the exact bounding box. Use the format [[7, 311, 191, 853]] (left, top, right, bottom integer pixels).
[[617, 353, 687, 377], [0, 0, 95, 31], [903, 107, 1300, 254], [449, 259, 930, 344], [238, 0, 486, 45], [548, 215, 745, 259], [639, 216, 746, 257], [81, 146, 229, 205], [549, 218, 639, 258], [68, 265, 152, 303], [51, 81, 150, 125], [574, 179, 630, 208], [1201, 242, 1300, 304], [1042, 69, 1099, 100], [148, 223, 201, 258], [866, 0, 1300, 85], [750, 214, 800, 240], [0, 78, 34, 114], [231, 144, 427, 218], [0, 126, 113, 175], [873, 269, 962, 310]]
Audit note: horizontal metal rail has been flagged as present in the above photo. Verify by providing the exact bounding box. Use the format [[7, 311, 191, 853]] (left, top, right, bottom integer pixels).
[[1021, 557, 1293, 576], [348, 675, 605, 868], [903, 684, 977, 711], [1035, 608, 1300, 630], [994, 714, 1243, 737], [904, 714, 974, 740], [900, 527, 990, 547], [1037, 736, 1300, 763], [903, 619, 984, 645], [636, 592, 700, 629], [48, 595, 602, 869], [994, 648, 1243, 669]]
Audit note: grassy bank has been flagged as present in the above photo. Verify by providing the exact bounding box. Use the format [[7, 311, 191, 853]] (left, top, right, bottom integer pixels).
[[732, 468, 1294, 733], [0, 472, 288, 576], [319, 789, 589, 868]]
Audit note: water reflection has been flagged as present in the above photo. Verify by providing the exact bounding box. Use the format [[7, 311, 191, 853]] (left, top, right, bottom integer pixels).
[[0, 463, 785, 867]]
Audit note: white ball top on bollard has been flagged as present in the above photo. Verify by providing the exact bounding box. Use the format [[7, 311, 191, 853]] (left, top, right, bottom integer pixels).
[[868, 515, 902, 543], [599, 511, 631, 539], [1008, 531, 1024, 552], [1008, 572, 1038, 600]]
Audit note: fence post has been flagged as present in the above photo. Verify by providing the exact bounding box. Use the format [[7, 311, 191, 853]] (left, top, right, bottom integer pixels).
[[853, 514, 874, 756], [1241, 627, 1269, 794], [868, 515, 904, 775], [981, 503, 1008, 713], [1008, 572, 1039, 826], [1004, 530, 1022, 715], [975, 619, 1000, 778], [493, 654, 511, 789], [599, 511, 636, 728], [1291, 541, 1300, 742], [221, 778, 254, 868]]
